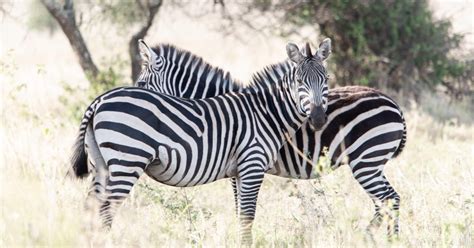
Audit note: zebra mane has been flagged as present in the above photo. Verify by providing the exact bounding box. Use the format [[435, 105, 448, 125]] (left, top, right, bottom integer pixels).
[[149, 43, 294, 95], [151, 43, 244, 89], [248, 60, 293, 90]]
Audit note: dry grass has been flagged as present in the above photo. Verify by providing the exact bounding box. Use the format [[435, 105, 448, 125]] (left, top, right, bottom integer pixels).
[[1, 2, 473, 247]]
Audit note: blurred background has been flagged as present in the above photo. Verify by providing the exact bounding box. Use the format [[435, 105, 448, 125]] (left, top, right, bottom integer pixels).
[[1, 0, 473, 246]]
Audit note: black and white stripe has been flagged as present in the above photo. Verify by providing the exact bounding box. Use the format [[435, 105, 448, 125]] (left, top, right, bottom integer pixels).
[[132, 39, 406, 237], [136, 41, 243, 98], [71, 43, 329, 244]]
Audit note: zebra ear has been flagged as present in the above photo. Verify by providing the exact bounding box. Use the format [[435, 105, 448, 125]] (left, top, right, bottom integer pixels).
[[315, 38, 331, 61], [305, 42, 313, 57], [286, 43, 304, 64], [138, 39, 157, 64]]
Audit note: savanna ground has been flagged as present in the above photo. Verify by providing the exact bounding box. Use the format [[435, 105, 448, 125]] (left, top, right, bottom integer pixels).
[[1, 1, 473, 247]]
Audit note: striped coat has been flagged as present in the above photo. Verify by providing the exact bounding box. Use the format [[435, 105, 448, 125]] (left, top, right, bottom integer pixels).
[[133, 40, 406, 237], [71, 42, 331, 244]]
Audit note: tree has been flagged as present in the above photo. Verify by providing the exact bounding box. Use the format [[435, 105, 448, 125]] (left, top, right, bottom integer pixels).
[[41, 0, 99, 83], [41, 0, 162, 84], [219, 0, 471, 98], [128, 0, 162, 82], [40, 0, 471, 98]]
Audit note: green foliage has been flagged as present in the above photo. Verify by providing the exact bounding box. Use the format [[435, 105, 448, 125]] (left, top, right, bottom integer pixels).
[[321, 0, 465, 89], [59, 57, 128, 122], [314, 146, 333, 176], [138, 183, 212, 220], [253, 0, 469, 95], [27, 0, 58, 35], [89, 0, 149, 33], [137, 182, 213, 244], [0, 49, 18, 78], [90, 67, 126, 96], [99, 0, 142, 25]]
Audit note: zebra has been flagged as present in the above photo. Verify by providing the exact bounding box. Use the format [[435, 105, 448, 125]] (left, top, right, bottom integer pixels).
[[134, 39, 407, 237], [70, 42, 332, 244]]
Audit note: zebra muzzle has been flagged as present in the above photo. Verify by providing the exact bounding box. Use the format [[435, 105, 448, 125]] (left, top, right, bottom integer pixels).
[[309, 105, 327, 131]]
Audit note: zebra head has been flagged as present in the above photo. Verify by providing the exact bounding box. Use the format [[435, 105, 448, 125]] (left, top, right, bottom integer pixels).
[[135, 39, 164, 91], [286, 38, 331, 131]]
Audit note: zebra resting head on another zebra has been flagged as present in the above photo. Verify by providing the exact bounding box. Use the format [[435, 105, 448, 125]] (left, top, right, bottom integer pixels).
[[71, 42, 333, 245], [131, 39, 406, 240], [136, 38, 332, 131]]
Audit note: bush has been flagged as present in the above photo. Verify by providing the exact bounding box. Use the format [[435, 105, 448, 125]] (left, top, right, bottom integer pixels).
[[247, 0, 470, 97], [27, 0, 58, 35], [323, 0, 464, 89], [60, 57, 128, 122]]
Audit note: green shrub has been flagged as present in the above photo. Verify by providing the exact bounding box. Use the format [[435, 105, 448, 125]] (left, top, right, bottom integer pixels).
[[60, 57, 128, 122], [325, 0, 464, 90], [27, 0, 58, 35], [249, 0, 470, 96]]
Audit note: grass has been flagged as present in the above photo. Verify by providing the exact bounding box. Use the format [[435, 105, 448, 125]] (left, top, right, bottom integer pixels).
[[1, 5, 473, 247], [1, 84, 472, 246]]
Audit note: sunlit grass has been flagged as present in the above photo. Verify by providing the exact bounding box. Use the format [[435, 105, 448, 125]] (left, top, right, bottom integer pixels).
[[1, 52, 473, 247]]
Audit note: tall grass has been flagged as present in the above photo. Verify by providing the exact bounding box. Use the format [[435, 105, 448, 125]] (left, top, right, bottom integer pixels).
[[2, 72, 472, 246]]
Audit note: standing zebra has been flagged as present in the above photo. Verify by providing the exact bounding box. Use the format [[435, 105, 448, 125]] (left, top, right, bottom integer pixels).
[[133, 39, 406, 237], [71, 42, 332, 244]]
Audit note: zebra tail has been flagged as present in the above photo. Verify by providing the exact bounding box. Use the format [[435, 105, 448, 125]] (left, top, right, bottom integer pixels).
[[70, 99, 99, 178], [392, 110, 407, 158]]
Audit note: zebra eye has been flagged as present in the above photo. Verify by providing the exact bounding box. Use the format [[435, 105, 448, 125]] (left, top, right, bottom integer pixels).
[[155, 57, 164, 69]]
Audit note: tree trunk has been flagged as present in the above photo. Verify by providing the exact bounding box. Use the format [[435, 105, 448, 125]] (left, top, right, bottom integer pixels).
[[129, 0, 163, 82], [41, 0, 99, 83]]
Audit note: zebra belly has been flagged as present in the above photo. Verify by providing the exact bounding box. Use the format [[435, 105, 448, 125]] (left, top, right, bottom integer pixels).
[[144, 144, 238, 187]]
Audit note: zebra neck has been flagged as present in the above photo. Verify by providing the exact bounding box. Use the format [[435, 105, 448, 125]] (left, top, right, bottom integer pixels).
[[245, 66, 305, 138], [158, 44, 243, 97], [256, 83, 307, 139]]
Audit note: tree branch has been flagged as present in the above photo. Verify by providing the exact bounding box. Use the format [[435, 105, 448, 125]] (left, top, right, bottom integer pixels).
[[41, 0, 99, 83]]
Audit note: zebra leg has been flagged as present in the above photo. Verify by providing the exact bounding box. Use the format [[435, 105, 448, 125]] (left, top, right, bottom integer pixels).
[[236, 165, 265, 245], [367, 199, 383, 230], [230, 177, 240, 217], [85, 162, 109, 212], [99, 161, 146, 228], [351, 163, 400, 239], [86, 156, 110, 201], [83, 166, 112, 231], [85, 159, 98, 210], [84, 128, 110, 226], [382, 175, 400, 239]]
